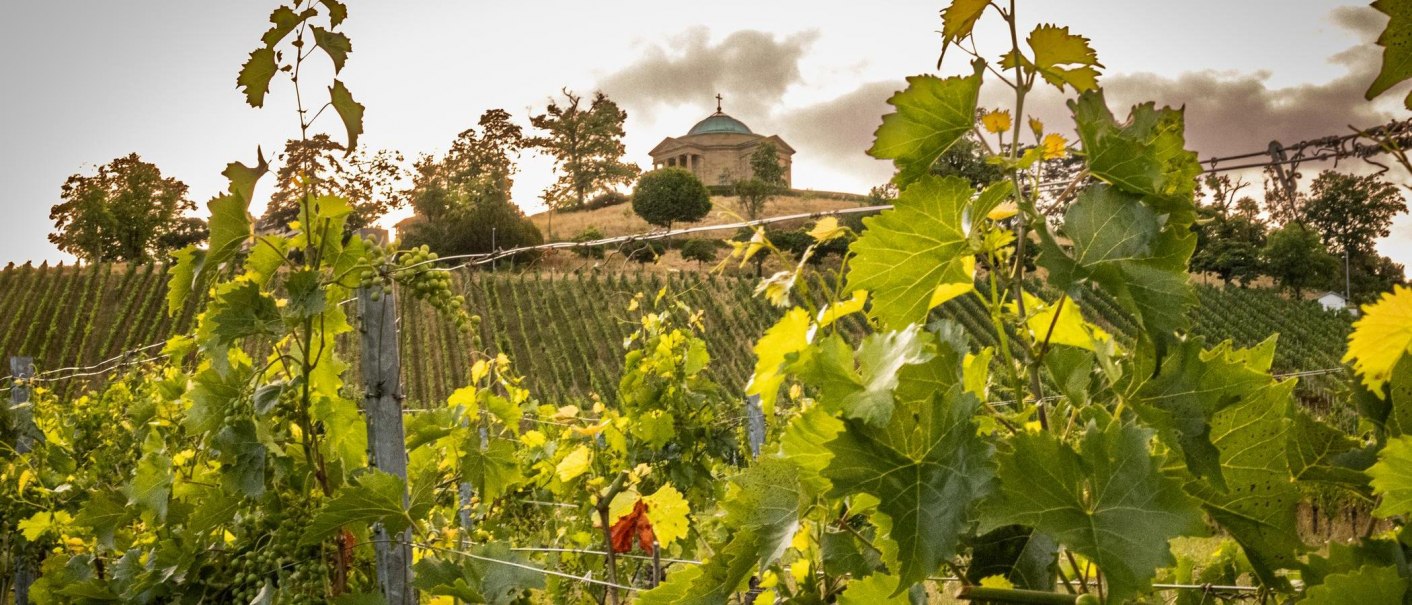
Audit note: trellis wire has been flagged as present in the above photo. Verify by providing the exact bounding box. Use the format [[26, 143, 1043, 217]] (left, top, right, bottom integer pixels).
[[389, 117, 1412, 275]]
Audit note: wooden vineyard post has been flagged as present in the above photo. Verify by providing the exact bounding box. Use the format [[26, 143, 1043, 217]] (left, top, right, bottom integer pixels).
[[745, 394, 765, 460], [10, 357, 35, 605], [356, 230, 417, 605]]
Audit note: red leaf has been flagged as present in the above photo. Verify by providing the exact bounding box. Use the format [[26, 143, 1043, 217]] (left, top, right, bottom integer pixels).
[[610, 500, 656, 553]]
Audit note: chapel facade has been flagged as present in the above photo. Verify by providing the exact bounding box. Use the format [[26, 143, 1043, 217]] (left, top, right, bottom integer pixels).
[[648, 97, 794, 187]]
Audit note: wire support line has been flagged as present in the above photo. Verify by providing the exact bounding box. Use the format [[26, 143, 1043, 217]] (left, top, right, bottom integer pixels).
[[384, 117, 1412, 277], [509, 546, 701, 566], [928, 576, 1264, 593], [415, 542, 640, 593]]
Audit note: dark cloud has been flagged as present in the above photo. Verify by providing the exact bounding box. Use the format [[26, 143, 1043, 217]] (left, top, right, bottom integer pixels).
[[1330, 5, 1387, 41], [598, 27, 819, 119], [777, 80, 899, 181]]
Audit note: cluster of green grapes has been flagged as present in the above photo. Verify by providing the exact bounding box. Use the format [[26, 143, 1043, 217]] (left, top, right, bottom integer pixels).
[[221, 505, 328, 603], [357, 243, 477, 331]]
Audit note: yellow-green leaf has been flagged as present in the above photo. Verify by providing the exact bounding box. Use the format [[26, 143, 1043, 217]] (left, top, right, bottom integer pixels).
[[847, 175, 985, 328], [1344, 285, 1412, 395], [643, 485, 692, 547], [556, 445, 593, 482], [1370, 435, 1412, 518], [237, 47, 278, 108], [329, 79, 365, 152], [1365, 0, 1412, 109], [869, 63, 983, 187], [747, 308, 811, 415]]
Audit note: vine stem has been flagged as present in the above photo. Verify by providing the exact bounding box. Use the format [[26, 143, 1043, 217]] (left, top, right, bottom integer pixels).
[[595, 471, 630, 605]]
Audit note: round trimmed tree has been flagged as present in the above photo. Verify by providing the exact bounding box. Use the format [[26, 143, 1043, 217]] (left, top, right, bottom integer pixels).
[[632, 168, 711, 229]]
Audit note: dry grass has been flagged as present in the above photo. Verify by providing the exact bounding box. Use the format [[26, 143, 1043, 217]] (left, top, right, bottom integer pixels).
[[528, 195, 866, 241]]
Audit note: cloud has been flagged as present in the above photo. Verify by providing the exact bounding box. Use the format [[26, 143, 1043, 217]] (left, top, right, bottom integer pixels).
[[778, 80, 898, 177], [598, 27, 819, 119], [1330, 4, 1387, 40]]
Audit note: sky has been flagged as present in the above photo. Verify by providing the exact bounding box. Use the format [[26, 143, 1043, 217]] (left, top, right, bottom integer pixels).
[[2, 1, 1410, 272]]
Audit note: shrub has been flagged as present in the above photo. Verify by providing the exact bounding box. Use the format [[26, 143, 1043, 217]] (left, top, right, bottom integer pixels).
[[632, 168, 711, 228], [400, 201, 544, 263], [680, 239, 719, 265], [572, 227, 606, 259], [585, 190, 629, 211], [622, 239, 666, 263]]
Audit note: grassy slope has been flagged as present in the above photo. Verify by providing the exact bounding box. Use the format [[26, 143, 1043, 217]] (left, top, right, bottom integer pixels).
[[0, 262, 1353, 408]]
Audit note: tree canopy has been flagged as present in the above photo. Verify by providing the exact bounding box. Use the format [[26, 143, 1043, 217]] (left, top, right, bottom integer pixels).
[[736, 143, 786, 220], [257, 134, 408, 234], [529, 90, 639, 212], [49, 153, 201, 262], [633, 168, 712, 229], [1304, 170, 1406, 256], [1263, 223, 1337, 298], [401, 109, 542, 258]]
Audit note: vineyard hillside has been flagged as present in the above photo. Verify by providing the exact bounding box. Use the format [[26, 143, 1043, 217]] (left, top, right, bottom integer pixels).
[[0, 263, 1353, 405]]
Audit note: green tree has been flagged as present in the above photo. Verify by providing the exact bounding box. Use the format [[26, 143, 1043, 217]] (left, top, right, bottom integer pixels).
[[735, 143, 785, 219], [257, 134, 408, 234], [930, 134, 1003, 189], [49, 153, 199, 262], [529, 90, 640, 216], [679, 238, 718, 266], [1191, 192, 1267, 286], [402, 109, 543, 258], [1262, 223, 1337, 298], [1304, 170, 1406, 257], [632, 168, 712, 229]]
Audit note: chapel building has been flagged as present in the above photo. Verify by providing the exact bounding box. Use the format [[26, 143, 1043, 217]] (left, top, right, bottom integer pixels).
[[649, 97, 794, 187]]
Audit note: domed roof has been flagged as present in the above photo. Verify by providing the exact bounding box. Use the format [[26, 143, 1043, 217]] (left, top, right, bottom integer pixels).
[[687, 112, 753, 136]]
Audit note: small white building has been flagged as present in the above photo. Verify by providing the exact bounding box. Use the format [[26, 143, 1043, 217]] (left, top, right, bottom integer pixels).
[[1316, 291, 1350, 313]]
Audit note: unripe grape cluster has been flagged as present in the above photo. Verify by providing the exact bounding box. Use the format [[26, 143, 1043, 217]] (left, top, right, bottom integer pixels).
[[219, 504, 328, 603], [357, 243, 478, 331]]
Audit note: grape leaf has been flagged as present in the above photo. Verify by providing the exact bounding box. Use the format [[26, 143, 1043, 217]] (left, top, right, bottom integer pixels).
[[781, 404, 844, 495], [74, 490, 131, 550], [1343, 285, 1412, 395], [1036, 184, 1195, 344], [311, 26, 352, 72], [611, 500, 655, 553], [796, 325, 936, 426], [462, 435, 523, 500], [260, 6, 314, 48], [1184, 379, 1302, 586], [206, 280, 282, 346], [869, 62, 983, 187], [301, 469, 412, 544], [637, 459, 802, 604], [991, 419, 1203, 604], [1069, 91, 1200, 219], [1369, 435, 1412, 519], [823, 384, 994, 590], [413, 544, 544, 605], [746, 308, 810, 415], [1287, 408, 1375, 494], [1002, 24, 1102, 93], [329, 79, 365, 152], [211, 418, 267, 497], [321, 0, 349, 27], [128, 432, 173, 521], [965, 525, 1058, 591], [237, 47, 278, 108], [207, 194, 254, 270], [1366, 0, 1412, 109], [847, 175, 996, 328], [837, 573, 916, 604], [165, 245, 205, 316], [940, 0, 990, 49], [1304, 564, 1408, 604], [1127, 338, 1273, 489]]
